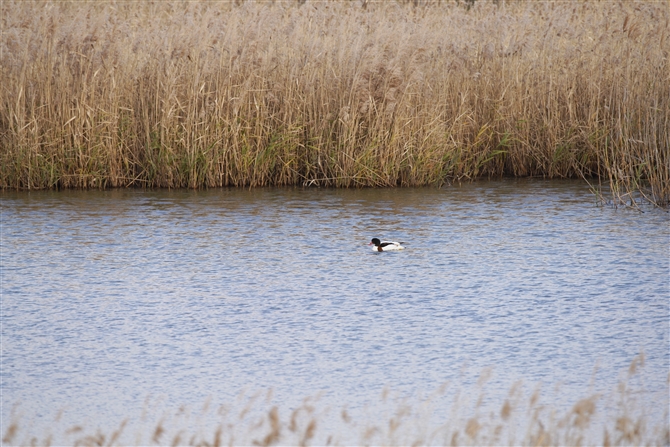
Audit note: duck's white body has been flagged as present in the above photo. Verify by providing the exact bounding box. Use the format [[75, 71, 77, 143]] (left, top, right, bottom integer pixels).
[[368, 238, 405, 252]]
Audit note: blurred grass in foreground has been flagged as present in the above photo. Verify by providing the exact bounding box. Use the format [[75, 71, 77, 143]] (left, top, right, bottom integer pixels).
[[3, 354, 668, 446]]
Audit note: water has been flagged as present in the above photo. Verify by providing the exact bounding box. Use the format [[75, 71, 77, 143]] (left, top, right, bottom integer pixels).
[[1, 180, 668, 445]]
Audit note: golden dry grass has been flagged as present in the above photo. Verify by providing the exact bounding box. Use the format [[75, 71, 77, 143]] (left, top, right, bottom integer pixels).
[[1, 1, 668, 204]]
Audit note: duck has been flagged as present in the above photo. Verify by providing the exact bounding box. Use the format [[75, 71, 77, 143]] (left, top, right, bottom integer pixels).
[[368, 238, 405, 252]]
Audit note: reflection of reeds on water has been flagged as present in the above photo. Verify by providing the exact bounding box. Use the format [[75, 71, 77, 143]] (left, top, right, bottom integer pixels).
[[3, 355, 668, 446], [1, 1, 668, 205]]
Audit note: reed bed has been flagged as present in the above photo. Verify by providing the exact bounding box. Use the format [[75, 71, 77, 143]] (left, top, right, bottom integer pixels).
[[1, 1, 668, 205], [3, 355, 668, 446]]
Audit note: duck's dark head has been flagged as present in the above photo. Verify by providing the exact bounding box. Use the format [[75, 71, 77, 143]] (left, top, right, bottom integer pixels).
[[369, 238, 381, 246]]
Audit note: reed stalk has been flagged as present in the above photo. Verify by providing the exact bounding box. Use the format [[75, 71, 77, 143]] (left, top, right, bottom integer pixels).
[[1, 1, 668, 205]]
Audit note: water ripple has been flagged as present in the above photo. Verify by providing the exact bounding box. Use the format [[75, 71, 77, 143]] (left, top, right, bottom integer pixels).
[[1, 180, 668, 442]]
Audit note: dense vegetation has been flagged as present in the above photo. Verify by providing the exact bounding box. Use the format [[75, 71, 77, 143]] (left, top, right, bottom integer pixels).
[[1, 1, 668, 205]]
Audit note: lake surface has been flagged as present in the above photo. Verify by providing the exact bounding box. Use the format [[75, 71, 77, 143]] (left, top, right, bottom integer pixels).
[[2, 180, 668, 445]]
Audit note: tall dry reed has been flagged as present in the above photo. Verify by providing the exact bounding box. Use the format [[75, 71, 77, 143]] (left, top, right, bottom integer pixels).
[[1, 1, 668, 204]]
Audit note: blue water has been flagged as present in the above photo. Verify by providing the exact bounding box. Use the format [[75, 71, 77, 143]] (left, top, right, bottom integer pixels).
[[1, 180, 668, 445]]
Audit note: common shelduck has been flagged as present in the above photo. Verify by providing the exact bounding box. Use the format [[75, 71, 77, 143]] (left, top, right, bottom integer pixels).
[[368, 238, 405, 252]]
